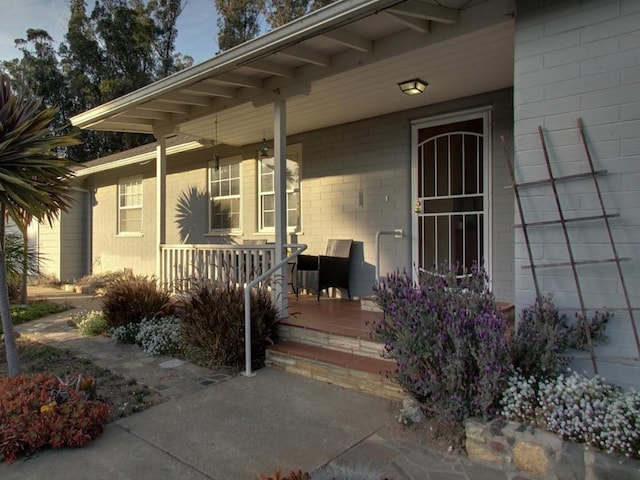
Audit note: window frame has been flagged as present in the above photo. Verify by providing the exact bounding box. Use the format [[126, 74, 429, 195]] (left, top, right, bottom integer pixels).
[[208, 155, 243, 234], [258, 144, 301, 233], [117, 175, 143, 236]]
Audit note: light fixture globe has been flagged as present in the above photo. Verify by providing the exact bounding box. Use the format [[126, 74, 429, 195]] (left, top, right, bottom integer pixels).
[[398, 78, 428, 95]]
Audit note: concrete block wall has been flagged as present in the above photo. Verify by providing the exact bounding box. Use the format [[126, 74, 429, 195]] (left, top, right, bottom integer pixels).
[[513, 0, 640, 386], [297, 89, 515, 300], [84, 89, 514, 303], [88, 165, 156, 276]]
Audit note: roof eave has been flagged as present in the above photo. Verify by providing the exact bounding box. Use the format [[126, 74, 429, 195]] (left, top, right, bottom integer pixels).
[[70, 0, 403, 131]]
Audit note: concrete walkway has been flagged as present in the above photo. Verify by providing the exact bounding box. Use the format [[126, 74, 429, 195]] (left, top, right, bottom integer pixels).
[[1, 287, 522, 480]]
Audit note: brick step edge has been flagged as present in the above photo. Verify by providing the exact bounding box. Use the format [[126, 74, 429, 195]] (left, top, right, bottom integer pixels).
[[276, 324, 385, 360], [266, 341, 402, 401], [359, 296, 382, 313]]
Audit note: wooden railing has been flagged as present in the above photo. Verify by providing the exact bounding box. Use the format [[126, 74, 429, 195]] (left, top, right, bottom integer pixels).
[[160, 244, 276, 292]]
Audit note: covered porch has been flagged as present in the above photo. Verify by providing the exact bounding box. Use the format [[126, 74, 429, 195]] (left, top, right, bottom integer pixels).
[[71, 0, 515, 316]]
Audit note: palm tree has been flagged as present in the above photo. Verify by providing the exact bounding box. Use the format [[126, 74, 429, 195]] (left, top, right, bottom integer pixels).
[[0, 75, 80, 376]]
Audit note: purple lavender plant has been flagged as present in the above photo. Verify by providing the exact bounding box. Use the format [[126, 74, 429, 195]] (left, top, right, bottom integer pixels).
[[372, 264, 509, 430]]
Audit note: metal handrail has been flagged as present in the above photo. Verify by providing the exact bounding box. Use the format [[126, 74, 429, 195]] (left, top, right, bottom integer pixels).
[[243, 243, 307, 377]]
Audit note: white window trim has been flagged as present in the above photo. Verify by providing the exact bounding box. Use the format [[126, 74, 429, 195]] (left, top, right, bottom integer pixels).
[[208, 155, 243, 234], [117, 175, 143, 236], [258, 143, 302, 233]]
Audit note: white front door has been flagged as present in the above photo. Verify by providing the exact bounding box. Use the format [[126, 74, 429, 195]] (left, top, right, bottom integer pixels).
[[412, 110, 491, 277]]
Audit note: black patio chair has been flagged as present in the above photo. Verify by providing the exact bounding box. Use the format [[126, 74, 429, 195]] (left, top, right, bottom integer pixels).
[[296, 239, 353, 302]]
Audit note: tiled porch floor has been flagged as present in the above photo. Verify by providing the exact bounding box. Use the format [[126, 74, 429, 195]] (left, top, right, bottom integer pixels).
[[269, 294, 402, 400], [283, 294, 383, 339]]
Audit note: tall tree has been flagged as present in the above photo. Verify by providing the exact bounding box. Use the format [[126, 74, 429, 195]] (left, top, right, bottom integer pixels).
[[2, 0, 192, 162], [215, 0, 264, 51], [0, 75, 80, 376], [264, 0, 309, 28], [310, 0, 333, 10], [2, 29, 69, 131], [149, 0, 185, 77]]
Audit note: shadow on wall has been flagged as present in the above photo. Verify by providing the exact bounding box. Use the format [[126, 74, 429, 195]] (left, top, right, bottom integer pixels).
[[175, 186, 237, 245], [174, 186, 209, 243], [350, 241, 376, 297]]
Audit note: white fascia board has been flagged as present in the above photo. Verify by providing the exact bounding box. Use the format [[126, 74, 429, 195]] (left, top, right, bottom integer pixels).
[[70, 0, 403, 130], [73, 141, 204, 177]]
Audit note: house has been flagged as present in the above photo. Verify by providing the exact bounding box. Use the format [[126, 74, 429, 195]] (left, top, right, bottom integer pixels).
[[39, 0, 640, 387]]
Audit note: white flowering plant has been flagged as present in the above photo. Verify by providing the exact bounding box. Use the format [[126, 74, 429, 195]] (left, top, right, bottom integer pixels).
[[109, 322, 140, 344], [501, 370, 640, 459], [135, 316, 184, 356], [109, 316, 184, 357]]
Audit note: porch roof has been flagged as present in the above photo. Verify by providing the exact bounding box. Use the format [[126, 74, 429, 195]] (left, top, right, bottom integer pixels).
[[70, 0, 514, 148]]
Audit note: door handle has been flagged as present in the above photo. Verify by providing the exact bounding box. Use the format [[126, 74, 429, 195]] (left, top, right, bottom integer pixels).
[[414, 200, 422, 213]]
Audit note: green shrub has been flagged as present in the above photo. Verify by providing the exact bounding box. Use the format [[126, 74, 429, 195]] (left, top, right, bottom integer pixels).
[[567, 310, 611, 351], [2, 302, 68, 333], [510, 295, 612, 379], [5, 232, 42, 302], [372, 265, 510, 433], [109, 322, 141, 344], [0, 373, 110, 464], [177, 280, 279, 369], [509, 295, 571, 379], [101, 274, 171, 328], [72, 310, 110, 336]]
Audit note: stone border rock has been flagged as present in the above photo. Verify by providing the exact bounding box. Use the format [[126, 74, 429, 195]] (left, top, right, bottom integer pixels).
[[465, 418, 640, 479]]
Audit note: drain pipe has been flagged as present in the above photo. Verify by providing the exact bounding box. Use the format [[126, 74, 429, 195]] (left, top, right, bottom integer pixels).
[[375, 229, 403, 281]]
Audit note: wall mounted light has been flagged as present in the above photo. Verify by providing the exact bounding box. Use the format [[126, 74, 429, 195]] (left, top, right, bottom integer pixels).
[[398, 78, 428, 95]]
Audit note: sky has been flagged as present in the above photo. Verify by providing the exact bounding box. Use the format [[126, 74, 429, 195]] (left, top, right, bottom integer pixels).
[[0, 0, 220, 66]]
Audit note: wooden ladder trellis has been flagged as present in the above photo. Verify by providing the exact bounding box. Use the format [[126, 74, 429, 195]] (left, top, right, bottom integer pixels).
[[501, 117, 640, 375]]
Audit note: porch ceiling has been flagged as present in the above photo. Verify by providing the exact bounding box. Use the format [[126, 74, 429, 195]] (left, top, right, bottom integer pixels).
[[71, 0, 515, 148]]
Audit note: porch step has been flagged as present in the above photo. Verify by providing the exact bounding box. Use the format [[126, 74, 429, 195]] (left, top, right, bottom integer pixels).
[[266, 341, 402, 401], [359, 296, 382, 313], [276, 323, 385, 359]]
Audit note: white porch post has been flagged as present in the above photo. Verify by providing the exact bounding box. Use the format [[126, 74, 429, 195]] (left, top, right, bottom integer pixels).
[[274, 99, 288, 316], [155, 135, 167, 278]]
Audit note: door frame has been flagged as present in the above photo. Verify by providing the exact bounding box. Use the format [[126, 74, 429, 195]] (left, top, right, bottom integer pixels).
[[410, 106, 493, 285]]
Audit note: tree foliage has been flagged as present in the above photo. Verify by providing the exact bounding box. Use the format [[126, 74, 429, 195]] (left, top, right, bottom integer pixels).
[[0, 75, 80, 376], [264, 0, 310, 28], [0, 0, 338, 161], [215, 0, 265, 51], [1, 0, 190, 161]]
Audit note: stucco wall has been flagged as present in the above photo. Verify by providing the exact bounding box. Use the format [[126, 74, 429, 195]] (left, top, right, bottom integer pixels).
[[514, 0, 640, 386]]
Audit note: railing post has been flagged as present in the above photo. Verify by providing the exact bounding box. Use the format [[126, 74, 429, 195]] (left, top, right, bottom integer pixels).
[[243, 243, 306, 377]]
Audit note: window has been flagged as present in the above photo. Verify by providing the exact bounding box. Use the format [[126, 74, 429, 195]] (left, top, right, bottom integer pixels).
[[259, 149, 300, 232], [118, 176, 143, 234], [209, 158, 241, 232]]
